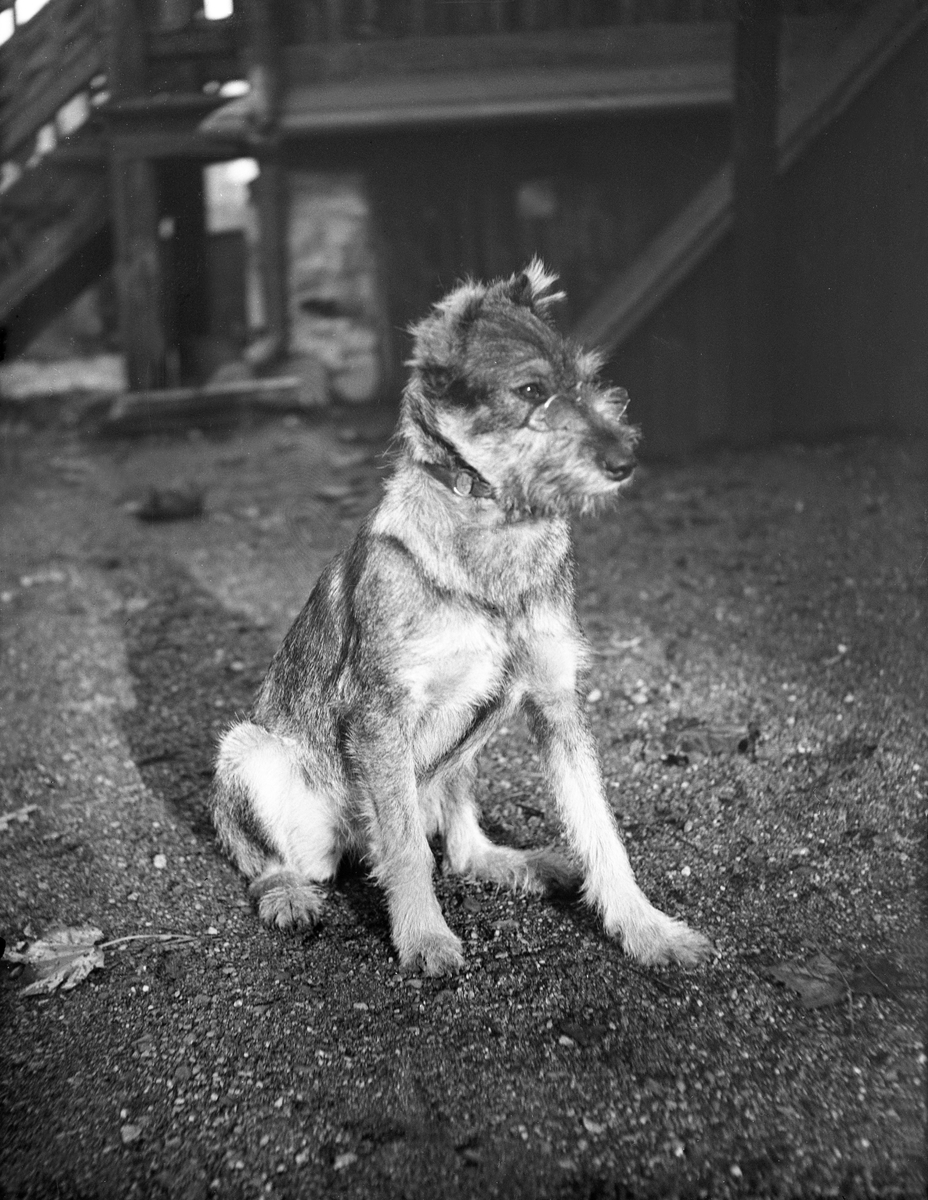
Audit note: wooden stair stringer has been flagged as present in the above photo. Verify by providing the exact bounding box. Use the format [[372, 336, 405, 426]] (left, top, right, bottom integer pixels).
[[0, 174, 110, 324]]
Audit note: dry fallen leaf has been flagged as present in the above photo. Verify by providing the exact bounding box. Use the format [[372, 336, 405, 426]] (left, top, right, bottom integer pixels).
[[661, 718, 761, 763], [3, 924, 105, 995], [765, 953, 847, 1008], [764, 951, 910, 1009]]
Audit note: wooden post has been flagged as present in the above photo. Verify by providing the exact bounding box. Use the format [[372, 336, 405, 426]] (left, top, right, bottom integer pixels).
[[729, 0, 781, 446], [101, 0, 146, 103], [159, 160, 210, 381], [103, 0, 174, 389], [110, 153, 174, 389], [244, 0, 289, 360]]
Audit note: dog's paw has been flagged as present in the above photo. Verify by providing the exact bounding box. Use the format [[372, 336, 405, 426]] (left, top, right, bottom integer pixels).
[[253, 881, 325, 930], [609, 910, 714, 968], [398, 930, 465, 977], [450, 845, 581, 896], [526, 848, 583, 896]]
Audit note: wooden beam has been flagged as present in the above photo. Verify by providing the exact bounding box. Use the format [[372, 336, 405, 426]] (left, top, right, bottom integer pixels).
[[104, 376, 307, 435], [573, 0, 928, 355], [107, 130, 247, 159], [110, 154, 173, 391], [241, 0, 289, 358], [275, 62, 729, 133], [243, 0, 283, 132], [729, 0, 780, 447], [0, 179, 109, 325], [158, 160, 210, 382], [147, 20, 240, 60], [253, 158, 289, 358], [101, 0, 147, 103], [1, 225, 113, 357], [203, 17, 843, 141], [281, 21, 736, 84]]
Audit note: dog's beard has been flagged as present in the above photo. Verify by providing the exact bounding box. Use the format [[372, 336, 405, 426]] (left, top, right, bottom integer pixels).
[[489, 448, 628, 520], [500, 481, 625, 521]]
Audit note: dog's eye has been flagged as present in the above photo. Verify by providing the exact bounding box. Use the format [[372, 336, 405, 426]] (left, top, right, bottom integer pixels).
[[516, 382, 547, 403]]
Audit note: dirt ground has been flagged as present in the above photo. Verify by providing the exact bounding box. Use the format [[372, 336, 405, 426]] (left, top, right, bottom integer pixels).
[[0, 400, 925, 1200]]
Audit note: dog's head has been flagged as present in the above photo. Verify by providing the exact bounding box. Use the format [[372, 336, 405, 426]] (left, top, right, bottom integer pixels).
[[400, 260, 640, 517]]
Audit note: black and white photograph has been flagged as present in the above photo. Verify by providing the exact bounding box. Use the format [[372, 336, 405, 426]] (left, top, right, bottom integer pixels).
[[1, 2, 925, 1197]]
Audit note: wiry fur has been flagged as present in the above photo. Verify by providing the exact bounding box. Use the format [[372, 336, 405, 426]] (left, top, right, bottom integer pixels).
[[212, 261, 713, 974]]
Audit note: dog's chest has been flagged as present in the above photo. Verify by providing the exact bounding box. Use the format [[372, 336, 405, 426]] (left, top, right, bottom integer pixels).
[[399, 612, 508, 771], [399, 601, 584, 729], [401, 612, 507, 711]]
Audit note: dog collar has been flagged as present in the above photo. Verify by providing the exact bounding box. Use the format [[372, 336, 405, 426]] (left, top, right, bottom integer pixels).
[[417, 425, 495, 500], [421, 459, 495, 500]]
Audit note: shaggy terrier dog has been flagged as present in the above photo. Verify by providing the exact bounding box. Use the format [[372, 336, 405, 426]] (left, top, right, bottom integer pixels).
[[212, 261, 713, 975]]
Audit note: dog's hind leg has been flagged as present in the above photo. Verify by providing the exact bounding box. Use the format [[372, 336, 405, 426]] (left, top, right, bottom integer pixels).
[[438, 763, 580, 895], [212, 722, 342, 928]]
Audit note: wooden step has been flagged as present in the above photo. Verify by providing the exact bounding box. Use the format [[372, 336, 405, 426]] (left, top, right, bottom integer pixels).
[[103, 377, 310, 436]]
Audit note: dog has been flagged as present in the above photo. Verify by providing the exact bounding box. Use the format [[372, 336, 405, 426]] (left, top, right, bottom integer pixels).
[[212, 260, 712, 974]]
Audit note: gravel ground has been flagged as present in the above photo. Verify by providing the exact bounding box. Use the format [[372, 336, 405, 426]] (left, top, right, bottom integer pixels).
[[0, 404, 925, 1200]]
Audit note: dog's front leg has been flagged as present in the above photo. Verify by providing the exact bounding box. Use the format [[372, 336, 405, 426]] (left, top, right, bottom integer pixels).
[[351, 720, 464, 975], [524, 694, 712, 966]]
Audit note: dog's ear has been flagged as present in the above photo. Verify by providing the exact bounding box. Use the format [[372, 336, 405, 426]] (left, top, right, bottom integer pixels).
[[434, 279, 487, 326], [411, 360, 486, 408], [506, 258, 565, 312], [406, 278, 487, 367]]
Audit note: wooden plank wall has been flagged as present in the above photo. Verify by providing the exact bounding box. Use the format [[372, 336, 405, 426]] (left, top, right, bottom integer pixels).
[[774, 19, 928, 444], [278, 0, 824, 42], [614, 19, 928, 456]]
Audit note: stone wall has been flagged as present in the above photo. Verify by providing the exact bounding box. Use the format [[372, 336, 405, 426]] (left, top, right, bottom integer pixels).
[[287, 171, 382, 405]]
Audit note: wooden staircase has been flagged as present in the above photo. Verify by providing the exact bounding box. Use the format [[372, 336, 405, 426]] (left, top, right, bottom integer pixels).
[[0, 0, 107, 353], [573, 0, 928, 355], [0, 0, 243, 363], [0, 130, 110, 356]]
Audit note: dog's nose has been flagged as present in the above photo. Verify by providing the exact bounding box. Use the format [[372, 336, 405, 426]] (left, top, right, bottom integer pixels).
[[602, 456, 636, 482]]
